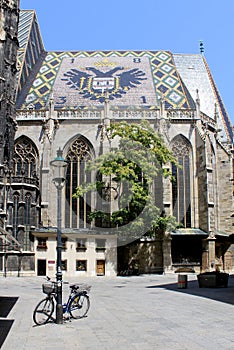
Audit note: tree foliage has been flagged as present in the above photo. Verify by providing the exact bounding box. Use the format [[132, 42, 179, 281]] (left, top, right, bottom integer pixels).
[[73, 120, 178, 240]]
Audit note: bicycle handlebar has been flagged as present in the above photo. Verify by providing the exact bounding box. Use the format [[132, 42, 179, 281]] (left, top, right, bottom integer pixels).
[[44, 277, 91, 292], [45, 276, 69, 284]]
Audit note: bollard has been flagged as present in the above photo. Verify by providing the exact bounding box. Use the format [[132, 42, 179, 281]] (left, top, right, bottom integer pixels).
[[178, 274, 187, 289]]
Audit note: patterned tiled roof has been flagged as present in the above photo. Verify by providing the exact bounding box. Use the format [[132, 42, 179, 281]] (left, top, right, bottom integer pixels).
[[174, 54, 233, 141], [21, 50, 193, 111], [17, 11, 45, 105], [17, 11, 34, 74], [18, 10, 34, 49], [16, 11, 233, 143]]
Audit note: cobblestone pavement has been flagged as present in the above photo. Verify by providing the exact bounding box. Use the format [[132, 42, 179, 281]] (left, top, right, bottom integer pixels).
[[1, 273, 234, 350]]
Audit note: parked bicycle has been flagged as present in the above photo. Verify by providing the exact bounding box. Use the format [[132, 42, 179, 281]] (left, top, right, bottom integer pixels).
[[33, 277, 91, 325]]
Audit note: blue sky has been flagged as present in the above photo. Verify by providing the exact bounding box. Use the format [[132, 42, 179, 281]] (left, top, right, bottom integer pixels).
[[20, 0, 234, 123]]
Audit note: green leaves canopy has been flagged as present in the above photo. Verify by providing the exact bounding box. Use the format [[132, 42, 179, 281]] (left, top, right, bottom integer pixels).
[[73, 120, 177, 239]]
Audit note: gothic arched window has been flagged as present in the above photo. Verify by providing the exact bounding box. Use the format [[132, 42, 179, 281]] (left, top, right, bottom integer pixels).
[[171, 135, 192, 228], [65, 137, 93, 228], [14, 137, 38, 177], [12, 138, 39, 245]]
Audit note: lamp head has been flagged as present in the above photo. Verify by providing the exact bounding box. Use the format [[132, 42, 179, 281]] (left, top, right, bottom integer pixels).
[[50, 148, 68, 184]]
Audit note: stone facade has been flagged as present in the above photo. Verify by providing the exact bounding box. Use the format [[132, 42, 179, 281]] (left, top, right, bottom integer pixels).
[[0, 6, 233, 277], [0, 0, 19, 164], [0, 0, 24, 274]]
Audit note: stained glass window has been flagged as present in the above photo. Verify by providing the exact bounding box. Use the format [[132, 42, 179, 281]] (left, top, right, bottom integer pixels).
[[171, 135, 192, 227], [65, 137, 93, 228]]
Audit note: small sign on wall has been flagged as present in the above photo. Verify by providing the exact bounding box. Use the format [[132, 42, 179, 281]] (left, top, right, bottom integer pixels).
[[48, 260, 55, 271], [48, 260, 55, 264]]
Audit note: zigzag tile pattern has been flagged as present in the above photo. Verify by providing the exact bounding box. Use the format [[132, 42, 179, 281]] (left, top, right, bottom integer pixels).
[[22, 51, 192, 110]]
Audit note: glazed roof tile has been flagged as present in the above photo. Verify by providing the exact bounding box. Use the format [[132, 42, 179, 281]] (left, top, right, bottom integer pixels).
[[174, 54, 232, 141], [19, 50, 195, 111], [17, 11, 233, 143], [18, 10, 34, 49]]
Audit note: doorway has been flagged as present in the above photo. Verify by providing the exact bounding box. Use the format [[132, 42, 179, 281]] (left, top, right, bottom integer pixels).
[[37, 259, 46, 276], [96, 260, 105, 276]]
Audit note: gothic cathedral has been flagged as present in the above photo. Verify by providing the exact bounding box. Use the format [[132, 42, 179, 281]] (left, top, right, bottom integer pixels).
[[0, 2, 233, 276]]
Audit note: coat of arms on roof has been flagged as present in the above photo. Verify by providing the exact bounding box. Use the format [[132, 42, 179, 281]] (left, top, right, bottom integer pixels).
[[61, 66, 147, 103]]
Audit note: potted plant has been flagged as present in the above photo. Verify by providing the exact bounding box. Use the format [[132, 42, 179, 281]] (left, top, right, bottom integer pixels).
[[197, 271, 229, 288]]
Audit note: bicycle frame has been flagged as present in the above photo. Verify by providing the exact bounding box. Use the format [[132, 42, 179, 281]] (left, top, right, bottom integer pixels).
[[33, 279, 91, 325], [62, 292, 74, 314]]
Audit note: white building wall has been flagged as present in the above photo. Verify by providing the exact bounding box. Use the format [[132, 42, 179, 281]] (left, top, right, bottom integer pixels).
[[34, 235, 117, 278]]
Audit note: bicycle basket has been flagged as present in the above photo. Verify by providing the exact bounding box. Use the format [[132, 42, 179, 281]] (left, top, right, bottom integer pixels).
[[42, 282, 56, 294]]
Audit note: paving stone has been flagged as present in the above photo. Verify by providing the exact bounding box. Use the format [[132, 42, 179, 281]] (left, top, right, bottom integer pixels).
[[1, 274, 234, 349]]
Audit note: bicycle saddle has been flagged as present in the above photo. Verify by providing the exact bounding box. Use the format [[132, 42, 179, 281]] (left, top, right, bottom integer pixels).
[[70, 284, 79, 290]]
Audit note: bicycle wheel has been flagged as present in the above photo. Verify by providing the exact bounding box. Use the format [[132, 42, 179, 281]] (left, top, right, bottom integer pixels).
[[69, 293, 90, 319], [33, 297, 54, 325]]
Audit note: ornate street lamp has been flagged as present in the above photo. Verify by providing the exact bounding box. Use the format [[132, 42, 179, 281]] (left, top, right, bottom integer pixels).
[[50, 148, 68, 324]]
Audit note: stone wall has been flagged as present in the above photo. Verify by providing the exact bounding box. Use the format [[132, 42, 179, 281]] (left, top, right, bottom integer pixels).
[[124, 239, 164, 274], [0, 0, 19, 164], [196, 133, 209, 232], [216, 143, 233, 234]]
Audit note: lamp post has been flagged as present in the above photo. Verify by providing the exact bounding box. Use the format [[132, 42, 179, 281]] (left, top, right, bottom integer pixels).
[[50, 148, 68, 324]]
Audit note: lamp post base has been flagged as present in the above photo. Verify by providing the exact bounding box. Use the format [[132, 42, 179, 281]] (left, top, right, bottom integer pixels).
[[56, 304, 63, 324]]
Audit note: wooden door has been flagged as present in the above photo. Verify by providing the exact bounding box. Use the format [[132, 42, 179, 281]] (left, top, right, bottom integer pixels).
[[37, 259, 46, 276], [96, 260, 105, 276]]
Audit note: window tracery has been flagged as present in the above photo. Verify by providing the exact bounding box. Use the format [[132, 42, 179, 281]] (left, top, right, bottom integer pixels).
[[171, 135, 192, 228], [65, 138, 93, 228], [13, 137, 38, 177], [9, 138, 39, 250]]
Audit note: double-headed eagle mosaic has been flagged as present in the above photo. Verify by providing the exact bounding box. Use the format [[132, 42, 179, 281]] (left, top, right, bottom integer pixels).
[[62, 66, 146, 102]]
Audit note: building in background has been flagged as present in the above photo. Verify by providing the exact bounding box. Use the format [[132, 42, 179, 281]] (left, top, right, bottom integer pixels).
[[0, 6, 233, 276], [0, 0, 23, 273]]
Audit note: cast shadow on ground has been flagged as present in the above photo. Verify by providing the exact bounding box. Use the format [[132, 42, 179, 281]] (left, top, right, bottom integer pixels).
[[0, 297, 18, 318], [146, 274, 234, 306], [0, 319, 14, 348], [0, 296, 18, 348]]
